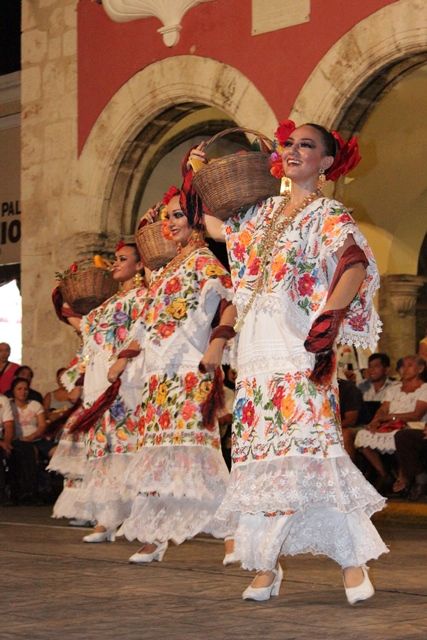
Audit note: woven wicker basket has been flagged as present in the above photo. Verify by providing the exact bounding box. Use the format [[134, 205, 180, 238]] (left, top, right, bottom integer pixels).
[[192, 127, 280, 220], [136, 220, 177, 271], [60, 266, 118, 315]]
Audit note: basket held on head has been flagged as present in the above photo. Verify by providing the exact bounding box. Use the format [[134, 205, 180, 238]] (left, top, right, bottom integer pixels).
[[192, 127, 280, 220], [59, 263, 119, 316], [136, 220, 177, 271]]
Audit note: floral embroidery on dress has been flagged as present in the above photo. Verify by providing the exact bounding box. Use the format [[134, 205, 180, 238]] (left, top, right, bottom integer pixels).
[[143, 249, 232, 346], [82, 286, 146, 356], [232, 372, 342, 464], [137, 370, 220, 449], [85, 395, 138, 459], [225, 197, 380, 348]]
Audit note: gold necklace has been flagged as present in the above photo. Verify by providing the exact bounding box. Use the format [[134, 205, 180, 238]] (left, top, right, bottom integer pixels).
[[234, 190, 322, 331], [148, 232, 207, 295]]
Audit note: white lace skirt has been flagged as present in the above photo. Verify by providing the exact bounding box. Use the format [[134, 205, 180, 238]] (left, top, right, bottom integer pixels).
[[119, 445, 234, 544], [47, 436, 87, 477], [216, 455, 388, 570], [74, 453, 136, 530], [51, 476, 93, 521]]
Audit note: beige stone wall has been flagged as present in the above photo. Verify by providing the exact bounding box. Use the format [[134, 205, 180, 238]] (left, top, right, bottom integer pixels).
[[21, 0, 81, 389]]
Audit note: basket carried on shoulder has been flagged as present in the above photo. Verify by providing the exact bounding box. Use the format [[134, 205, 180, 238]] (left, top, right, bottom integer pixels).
[[136, 220, 176, 271], [192, 127, 280, 220], [60, 265, 118, 315]]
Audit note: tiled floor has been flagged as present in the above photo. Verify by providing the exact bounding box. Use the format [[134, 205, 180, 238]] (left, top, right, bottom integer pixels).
[[2, 506, 427, 640]]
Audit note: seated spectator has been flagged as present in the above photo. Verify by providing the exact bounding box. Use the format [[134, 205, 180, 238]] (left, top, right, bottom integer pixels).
[[338, 378, 362, 460], [9, 377, 51, 503], [6, 365, 43, 404], [394, 424, 427, 499], [355, 355, 427, 494], [0, 342, 19, 394], [0, 393, 14, 504], [358, 353, 395, 401]]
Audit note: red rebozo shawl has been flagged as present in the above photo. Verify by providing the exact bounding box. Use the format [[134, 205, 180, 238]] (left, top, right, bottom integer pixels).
[[68, 379, 121, 434], [304, 245, 369, 385]]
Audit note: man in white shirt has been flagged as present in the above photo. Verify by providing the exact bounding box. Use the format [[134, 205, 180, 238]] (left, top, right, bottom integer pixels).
[[358, 353, 396, 402], [0, 393, 14, 503]]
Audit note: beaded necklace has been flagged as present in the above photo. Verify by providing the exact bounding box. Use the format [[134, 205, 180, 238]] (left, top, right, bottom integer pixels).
[[147, 231, 207, 300], [234, 191, 322, 331]]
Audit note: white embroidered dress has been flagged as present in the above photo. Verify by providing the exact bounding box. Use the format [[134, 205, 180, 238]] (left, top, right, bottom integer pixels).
[[50, 286, 146, 529], [216, 196, 388, 570], [120, 247, 234, 545]]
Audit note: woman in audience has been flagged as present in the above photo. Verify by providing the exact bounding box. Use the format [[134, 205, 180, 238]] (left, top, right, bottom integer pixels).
[[9, 377, 49, 502], [355, 355, 427, 493]]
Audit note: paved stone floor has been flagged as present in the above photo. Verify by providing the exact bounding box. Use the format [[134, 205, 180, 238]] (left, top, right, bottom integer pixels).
[[2, 506, 427, 640]]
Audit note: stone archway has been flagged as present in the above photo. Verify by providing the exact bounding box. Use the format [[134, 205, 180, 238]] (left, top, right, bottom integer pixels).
[[68, 55, 277, 253], [290, 0, 427, 129]]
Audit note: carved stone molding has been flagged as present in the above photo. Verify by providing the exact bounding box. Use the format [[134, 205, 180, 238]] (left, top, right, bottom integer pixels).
[[386, 274, 426, 317], [101, 0, 213, 47]]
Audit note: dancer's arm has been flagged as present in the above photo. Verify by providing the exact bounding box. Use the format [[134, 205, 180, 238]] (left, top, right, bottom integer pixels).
[[323, 236, 366, 312], [199, 304, 236, 373]]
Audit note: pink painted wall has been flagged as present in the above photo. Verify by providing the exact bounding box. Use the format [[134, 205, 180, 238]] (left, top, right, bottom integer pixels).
[[78, 0, 393, 152]]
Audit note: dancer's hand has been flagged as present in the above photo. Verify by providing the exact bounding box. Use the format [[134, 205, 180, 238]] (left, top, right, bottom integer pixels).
[[108, 358, 127, 383], [199, 340, 224, 373], [188, 142, 207, 171]]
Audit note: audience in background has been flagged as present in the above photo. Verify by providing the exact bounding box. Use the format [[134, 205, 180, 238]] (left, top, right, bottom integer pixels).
[[9, 377, 49, 503], [6, 366, 44, 404], [358, 353, 396, 402], [355, 355, 427, 495], [339, 378, 363, 461], [0, 342, 19, 395], [0, 392, 14, 504]]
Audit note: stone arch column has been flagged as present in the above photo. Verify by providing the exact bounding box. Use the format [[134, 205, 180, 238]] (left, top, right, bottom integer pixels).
[[67, 56, 277, 253]]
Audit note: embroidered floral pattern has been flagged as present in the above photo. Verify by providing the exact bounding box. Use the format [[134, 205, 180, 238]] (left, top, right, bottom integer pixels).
[[225, 197, 380, 345], [137, 370, 220, 449], [143, 249, 232, 346], [85, 395, 138, 459], [232, 371, 342, 464]]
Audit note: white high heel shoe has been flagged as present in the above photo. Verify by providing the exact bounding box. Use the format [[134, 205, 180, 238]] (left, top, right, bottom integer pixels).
[[344, 565, 375, 605], [223, 552, 238, 566], [82, 529, 116, 543], [129, 541, 168, 564], [242, 564, 283, 601]]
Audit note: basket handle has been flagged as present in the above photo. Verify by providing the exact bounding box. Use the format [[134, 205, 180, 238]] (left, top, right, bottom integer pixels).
[[204, 127, 274, 153]]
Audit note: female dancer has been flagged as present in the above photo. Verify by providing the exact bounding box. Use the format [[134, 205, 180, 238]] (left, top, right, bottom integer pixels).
[[119, 185, 236, 563], [51, 242, 146, 541], [194, 121, 388, 603]]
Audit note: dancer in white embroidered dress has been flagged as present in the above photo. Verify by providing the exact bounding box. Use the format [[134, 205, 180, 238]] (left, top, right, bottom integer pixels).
[[51, 243, 146, 542], [120, 186, 236, 563], [196, 121, 388, 603]]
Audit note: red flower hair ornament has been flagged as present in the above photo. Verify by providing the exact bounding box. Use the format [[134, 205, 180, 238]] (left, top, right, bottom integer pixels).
[[269, 119, 361, 182], [162, 185, 181, 206], [326, 131, 361, 181], [269, 119, 296, 180], [115, 239, 126, 252]]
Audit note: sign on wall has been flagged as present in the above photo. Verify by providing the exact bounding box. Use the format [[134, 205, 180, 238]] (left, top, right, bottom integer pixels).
[[0, 118, 20, 265]]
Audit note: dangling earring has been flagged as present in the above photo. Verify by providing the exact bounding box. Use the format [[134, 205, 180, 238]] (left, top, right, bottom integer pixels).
[[280, 176, 292, 198], [133, 272, 143, 287], [317, 169, 326, 192]]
